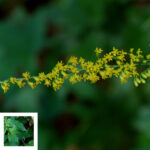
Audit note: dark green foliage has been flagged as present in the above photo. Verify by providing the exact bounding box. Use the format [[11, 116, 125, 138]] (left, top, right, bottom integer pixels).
[[0, 0, 150, 150], [4, 116, 34, 146]]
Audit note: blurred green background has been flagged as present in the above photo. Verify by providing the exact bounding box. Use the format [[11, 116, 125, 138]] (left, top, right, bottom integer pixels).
[[0, 0, 150, 150]]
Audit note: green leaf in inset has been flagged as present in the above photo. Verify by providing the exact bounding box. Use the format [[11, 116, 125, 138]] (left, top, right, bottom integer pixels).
[[25, 140, 34, 146], [8, 134, 19, 146]]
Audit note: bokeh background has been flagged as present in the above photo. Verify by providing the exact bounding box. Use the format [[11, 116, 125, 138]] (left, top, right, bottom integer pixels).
[[0, 0, 150, 150]]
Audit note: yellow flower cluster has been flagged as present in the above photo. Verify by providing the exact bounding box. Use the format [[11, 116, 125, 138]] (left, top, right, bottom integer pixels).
[[1, 47, 150, 93]]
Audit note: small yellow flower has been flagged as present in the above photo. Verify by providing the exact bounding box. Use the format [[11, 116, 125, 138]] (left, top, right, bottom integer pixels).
[[136, 77, 141, 84], [75, 74, 82, 82], [56, 61, 64, 71], [79, 57, 85, 64], [39, 72, 46, 81], [50, 70, 59, 79], [52, 82, 59, 91], [10, 77, 17, 84], [137, 48, 142, 55], [17, 80, 25, 88], [33, 76, 42, 85], [63, 65, 69, 71], [69, 66, 79, 74], [61, 71, 69, 79], [146, 54, 150, 59], [100, 71, 107, 79], [22, 72, 31, 80], [68, 56, 78, 66], [47, 73, 53, 80], [44, 79, 51, 87], [1, 82, 10, 93], [104, 53, 113, 62], [132, 71, 139, 77], [57, 78, 64, 84], [106, 67, 114, 78], [140, 78, 146, 84], [95, 48, 103, 56], [130, 48, 134, 53], [118, 54, 126, 61], [120, 76, 127, 83], [82, 73, 88, 82], [69, 76, 77, 84], [28, 82, 36, 89], [88, 73, 100, 83], [112, 47, 118, 56], [134, 78, 139, 87], [130, 54, 136, 62], [52, 78, 64, 91], [141, 72, 147, 79]]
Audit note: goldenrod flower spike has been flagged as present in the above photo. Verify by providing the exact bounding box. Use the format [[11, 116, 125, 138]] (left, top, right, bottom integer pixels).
[[1, 47, 150, 93]]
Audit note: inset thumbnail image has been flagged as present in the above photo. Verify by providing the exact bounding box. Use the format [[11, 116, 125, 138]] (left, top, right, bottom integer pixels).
[[4, 116, 34, 146]]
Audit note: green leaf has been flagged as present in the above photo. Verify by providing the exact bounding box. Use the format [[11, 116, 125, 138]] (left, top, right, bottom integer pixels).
[[8, 134, 19, 146], [14, 120, 26, 132], [4, 135, 7, 143], [25, 140, 34, 146]]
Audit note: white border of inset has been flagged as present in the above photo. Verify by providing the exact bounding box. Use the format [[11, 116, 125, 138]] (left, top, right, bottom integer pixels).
[[0, 113, 38, 150]]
